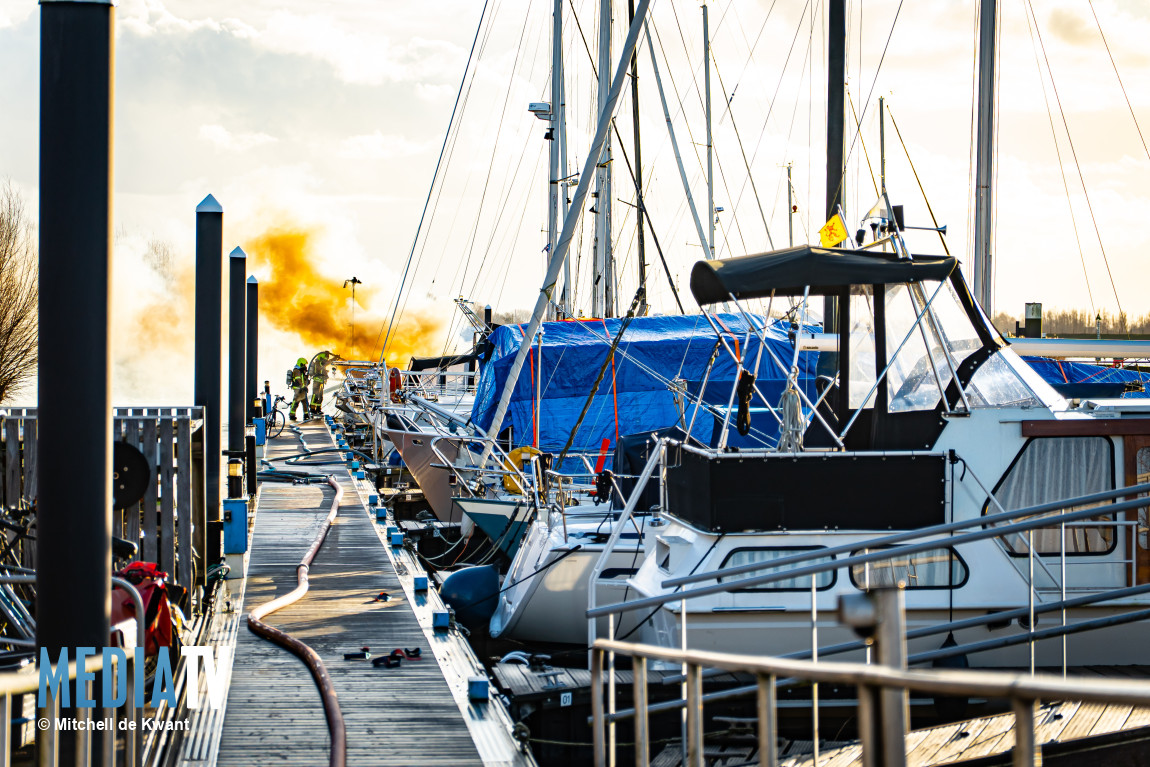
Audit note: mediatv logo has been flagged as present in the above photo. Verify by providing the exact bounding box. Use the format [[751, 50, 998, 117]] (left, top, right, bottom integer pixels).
[[38, 647, 234, 710]]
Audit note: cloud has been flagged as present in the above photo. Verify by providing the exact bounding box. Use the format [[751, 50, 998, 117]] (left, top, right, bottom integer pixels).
[[336, 131, 431, 161], [1048, 8, 1093, 47], [253, 12, 464, 87], [0, 1, 33, 31], [198, 124, 277, 152]]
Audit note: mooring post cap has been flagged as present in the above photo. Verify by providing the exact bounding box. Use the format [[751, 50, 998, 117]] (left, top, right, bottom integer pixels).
[[196, 194, 222, 213]]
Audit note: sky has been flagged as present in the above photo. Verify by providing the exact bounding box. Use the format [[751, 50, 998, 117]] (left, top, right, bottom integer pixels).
[[2, 0, 1150, 404]]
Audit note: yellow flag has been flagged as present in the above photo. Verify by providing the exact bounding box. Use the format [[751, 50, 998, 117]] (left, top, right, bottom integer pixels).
[[818, 213, 849, 248]]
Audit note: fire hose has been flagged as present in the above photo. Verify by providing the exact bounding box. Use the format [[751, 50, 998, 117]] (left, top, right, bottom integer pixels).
[[247, 474, 347, 767]]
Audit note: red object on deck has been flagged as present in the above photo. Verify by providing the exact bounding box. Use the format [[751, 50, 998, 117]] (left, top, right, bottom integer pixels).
[[594, 438, 611, 473]]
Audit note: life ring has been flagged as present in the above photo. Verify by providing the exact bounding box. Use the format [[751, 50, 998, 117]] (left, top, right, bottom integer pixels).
[[389, 367, 403, 403]]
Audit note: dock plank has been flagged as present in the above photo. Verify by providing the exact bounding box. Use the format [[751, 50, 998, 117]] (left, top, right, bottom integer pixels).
[[214, 422, 487, 767]]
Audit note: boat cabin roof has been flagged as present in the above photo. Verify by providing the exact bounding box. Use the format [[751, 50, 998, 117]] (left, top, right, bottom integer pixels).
[[689, 245, 957, 304]]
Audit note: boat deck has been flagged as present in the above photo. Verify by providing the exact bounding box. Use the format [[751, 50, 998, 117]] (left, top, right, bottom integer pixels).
[[177, 419, 533, 767]]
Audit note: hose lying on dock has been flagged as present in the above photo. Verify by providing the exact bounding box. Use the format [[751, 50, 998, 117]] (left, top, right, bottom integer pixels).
[[247, 473, 347, 767]]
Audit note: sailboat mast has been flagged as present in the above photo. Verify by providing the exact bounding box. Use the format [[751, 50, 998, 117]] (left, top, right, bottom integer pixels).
[[593, 0, 614, 317], [628, 0, 647, 315], [787, 163, 794, 248], [973, 0, 998, 314], [477, 0, 655, 468], [703, 3, 715, 258], [558, 3, 570, 317], [549, 0, 563, 319], [825, 0, 845, 329]]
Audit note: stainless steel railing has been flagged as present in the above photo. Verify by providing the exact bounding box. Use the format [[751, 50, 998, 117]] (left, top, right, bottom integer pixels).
[[590, 588, 1150, 767]]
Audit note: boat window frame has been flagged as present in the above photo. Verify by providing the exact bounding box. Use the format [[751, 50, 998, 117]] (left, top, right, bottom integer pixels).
[[847, 545, 970, 590], [717, 546, 837, 592], [982, 435, 1119, 558]]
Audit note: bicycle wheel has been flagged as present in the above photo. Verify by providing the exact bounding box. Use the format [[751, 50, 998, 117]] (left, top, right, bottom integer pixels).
[[268, 409, 286, 438]]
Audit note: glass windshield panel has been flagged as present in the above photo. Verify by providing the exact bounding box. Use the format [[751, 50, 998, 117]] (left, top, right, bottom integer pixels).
[[885, 284, 945, 412], [988, 436, 1115, 555], [966, 352, 1042, 408], [850, 547, 967, 589], [927, 280, 983, 369], [718, 547, 835, 591], [848, 287, 877, 409]]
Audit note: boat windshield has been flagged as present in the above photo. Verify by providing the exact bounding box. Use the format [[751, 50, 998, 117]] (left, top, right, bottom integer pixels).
[[883, 278, 1054, 410], [881, 279, 982, 412]]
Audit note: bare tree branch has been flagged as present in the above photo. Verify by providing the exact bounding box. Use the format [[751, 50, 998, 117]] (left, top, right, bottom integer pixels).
[[0, 181, 38, 403]]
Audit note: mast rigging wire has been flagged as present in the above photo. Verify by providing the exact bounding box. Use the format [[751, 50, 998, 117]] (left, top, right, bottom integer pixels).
[[1025, 0, 1124, 324], [1087, 0, 1150, 165], [377, 0, 492, 363], [1021, 5, 1094, 314], [830, 0, 904, 215], [884, 105, 950, 258]]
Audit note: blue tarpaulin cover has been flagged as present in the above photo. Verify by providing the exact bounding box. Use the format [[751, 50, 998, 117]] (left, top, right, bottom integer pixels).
[[470, 314, 818, 457], [1024, 357, 1150, 397]]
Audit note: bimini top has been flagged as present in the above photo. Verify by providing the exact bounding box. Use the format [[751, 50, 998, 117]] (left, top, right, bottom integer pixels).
[[689, 245, 958, 305]]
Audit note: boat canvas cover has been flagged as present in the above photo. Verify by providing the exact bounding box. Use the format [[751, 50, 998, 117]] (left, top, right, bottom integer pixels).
[[470, 314, 813, 458], [1025, 357, 1150, 398], [690, 245, 957, 304]]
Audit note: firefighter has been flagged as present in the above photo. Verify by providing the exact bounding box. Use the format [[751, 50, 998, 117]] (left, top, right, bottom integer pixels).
[[308, 350, 332, 415], [288, 358, 310, 421]]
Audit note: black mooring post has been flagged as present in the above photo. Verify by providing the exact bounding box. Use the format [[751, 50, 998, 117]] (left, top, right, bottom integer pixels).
[[194, 194, 224, 563], [228, 248, 247, 464], [246, 276, 259, 423], [38, 1, 113, 762]]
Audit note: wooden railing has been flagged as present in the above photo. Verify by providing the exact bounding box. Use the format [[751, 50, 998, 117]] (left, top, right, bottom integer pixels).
[[0, 407, 208, 610]]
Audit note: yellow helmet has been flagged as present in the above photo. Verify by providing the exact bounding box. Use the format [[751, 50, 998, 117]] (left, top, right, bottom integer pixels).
[[297, 357, 307, 367]]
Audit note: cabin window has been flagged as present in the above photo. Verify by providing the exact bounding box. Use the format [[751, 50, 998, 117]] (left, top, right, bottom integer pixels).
[[848, 287, 877, 409], [849, 546, 968, 589], [718, 547, 836, 591], [985, 436, 1116, 556], [966, 352, 1041, 408]]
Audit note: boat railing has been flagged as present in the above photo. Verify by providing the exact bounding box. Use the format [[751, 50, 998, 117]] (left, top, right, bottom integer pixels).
[[588, 482, 1150, 619], [587, 440, 1150, 679], [397, 368, 478, 398], [589, 587, 1150, 767]]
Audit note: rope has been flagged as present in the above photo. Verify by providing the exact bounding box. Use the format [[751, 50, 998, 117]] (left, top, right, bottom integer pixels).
[[601, 319, 621, 444], [556, 291, 645, 466], [777, 368, 804, 453], [528, 339, 537, 447]]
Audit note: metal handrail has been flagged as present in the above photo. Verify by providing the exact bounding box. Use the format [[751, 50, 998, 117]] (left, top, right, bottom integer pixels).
[[595, 637, 1150, 705], [660, 581, 1150, 686], [591, 636, 1150, 767], [586, 492, 1150, 618], [662, 478, 1150, 589]]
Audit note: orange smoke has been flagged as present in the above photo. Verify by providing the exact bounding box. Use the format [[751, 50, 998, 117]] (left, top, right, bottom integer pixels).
[[244, 225, 444, 365]]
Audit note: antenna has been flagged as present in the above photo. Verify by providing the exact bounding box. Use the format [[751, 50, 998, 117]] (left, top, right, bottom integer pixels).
[[343, 277, 363, 355]]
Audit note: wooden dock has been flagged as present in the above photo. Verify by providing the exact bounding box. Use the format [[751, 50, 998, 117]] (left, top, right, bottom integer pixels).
[[176, 419, 534, 767], [649, 686, 1150, 766]]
